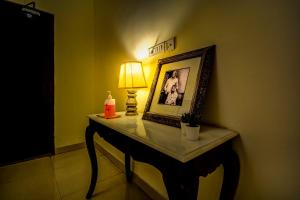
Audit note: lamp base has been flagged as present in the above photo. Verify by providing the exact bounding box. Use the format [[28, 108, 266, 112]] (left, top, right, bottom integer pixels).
[[126, 90, 138, 116]]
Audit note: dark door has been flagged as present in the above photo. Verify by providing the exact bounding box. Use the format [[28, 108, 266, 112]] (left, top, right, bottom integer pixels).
[[0, 1, 54, 165]]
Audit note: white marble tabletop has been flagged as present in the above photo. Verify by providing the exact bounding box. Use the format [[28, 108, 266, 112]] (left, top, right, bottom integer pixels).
[[88, 112, 238, 163]]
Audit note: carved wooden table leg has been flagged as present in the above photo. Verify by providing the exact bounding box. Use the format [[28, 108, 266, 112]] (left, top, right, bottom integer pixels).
[[125, 152, 132, 182], [220, 149, 240, 200], [85, 125, 98, 199], [162, 172, 199, 200]]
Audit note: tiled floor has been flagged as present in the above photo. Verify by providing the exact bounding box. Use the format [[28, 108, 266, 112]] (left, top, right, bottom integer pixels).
[[0, 149, 152, 200]]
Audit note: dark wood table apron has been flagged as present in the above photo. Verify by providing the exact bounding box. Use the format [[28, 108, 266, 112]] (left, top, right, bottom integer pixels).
[[85, 119, 240, 200]]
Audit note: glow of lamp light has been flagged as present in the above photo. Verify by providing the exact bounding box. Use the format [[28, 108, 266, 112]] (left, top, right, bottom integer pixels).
[[133, 38, 155, 60], [135, 48, 148, 60]]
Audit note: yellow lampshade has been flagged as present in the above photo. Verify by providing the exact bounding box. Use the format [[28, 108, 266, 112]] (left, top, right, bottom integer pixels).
[[118, 61, 147, 89]]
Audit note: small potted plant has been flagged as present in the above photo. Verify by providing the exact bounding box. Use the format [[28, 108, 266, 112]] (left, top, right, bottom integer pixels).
[[180, 113, 190, 136], [185, 113, 200, 141]]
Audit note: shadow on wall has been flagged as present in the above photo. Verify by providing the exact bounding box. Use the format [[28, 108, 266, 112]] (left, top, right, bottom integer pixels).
[[202, 48, 220, 125], [233, 137, 261, 199], [201, 48, 260, 198]]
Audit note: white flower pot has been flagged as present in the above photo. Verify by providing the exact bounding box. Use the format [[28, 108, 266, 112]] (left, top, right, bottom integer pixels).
[[180, 122, 189, 136], [185, 125, 200, 141]]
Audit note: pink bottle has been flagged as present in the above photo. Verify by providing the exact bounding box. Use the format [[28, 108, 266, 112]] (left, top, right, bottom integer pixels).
[[104, 91, 116, 118]]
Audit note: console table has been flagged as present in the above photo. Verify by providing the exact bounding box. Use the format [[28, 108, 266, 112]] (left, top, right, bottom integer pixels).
[[85, 113, 239, 200]]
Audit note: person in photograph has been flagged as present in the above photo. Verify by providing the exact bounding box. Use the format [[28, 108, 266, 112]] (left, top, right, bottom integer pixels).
[[164, 70, 178, 95], [165, 85, 178, 105]]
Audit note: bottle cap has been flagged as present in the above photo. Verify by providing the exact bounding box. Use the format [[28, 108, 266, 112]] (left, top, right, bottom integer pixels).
[[107, 91, 112, 99]]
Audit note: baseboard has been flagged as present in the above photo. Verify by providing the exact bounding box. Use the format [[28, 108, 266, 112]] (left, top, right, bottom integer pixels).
[[55, 142, 85, 154], [95, 142, 166, 200], [94, 142, 124, 170]]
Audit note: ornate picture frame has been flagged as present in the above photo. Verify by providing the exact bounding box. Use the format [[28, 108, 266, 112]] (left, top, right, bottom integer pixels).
[[142, 45, 215, 127]]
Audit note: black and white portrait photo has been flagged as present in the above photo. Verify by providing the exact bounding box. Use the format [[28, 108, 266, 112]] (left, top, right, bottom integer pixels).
[[158, 67, 190, 106]]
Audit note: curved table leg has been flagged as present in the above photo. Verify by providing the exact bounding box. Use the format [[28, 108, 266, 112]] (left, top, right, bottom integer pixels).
[[85, 125, 98, 199], [220, 149, 240, 200], [125, 153, 132, 182]]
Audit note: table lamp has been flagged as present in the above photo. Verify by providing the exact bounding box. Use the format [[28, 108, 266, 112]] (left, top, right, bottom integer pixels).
[[118, 61, 147, 116]]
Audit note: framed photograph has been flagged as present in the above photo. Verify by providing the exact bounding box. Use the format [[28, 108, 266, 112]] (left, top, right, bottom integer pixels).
[[142, 45, 215, 127]]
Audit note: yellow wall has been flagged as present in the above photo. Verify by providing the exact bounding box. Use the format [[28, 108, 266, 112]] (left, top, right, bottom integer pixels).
[[42, 0, 95, 148], [94, 0, 300, 199], [8, 0, 95, 148]]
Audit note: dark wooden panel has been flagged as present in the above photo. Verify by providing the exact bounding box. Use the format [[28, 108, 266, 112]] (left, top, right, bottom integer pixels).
[[0, 1, 54, 165]]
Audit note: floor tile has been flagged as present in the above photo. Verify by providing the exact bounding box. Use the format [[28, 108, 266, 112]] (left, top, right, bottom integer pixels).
[[21, 175, 60, 200], [52, 148, 101, 170], [0, 157, 53, 184], [0, 148, 151, 200], [54, 149, 121, 197], [62, 174, 151, 200], [0, 179, 25, 200], [0, 157, 59, 200]]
